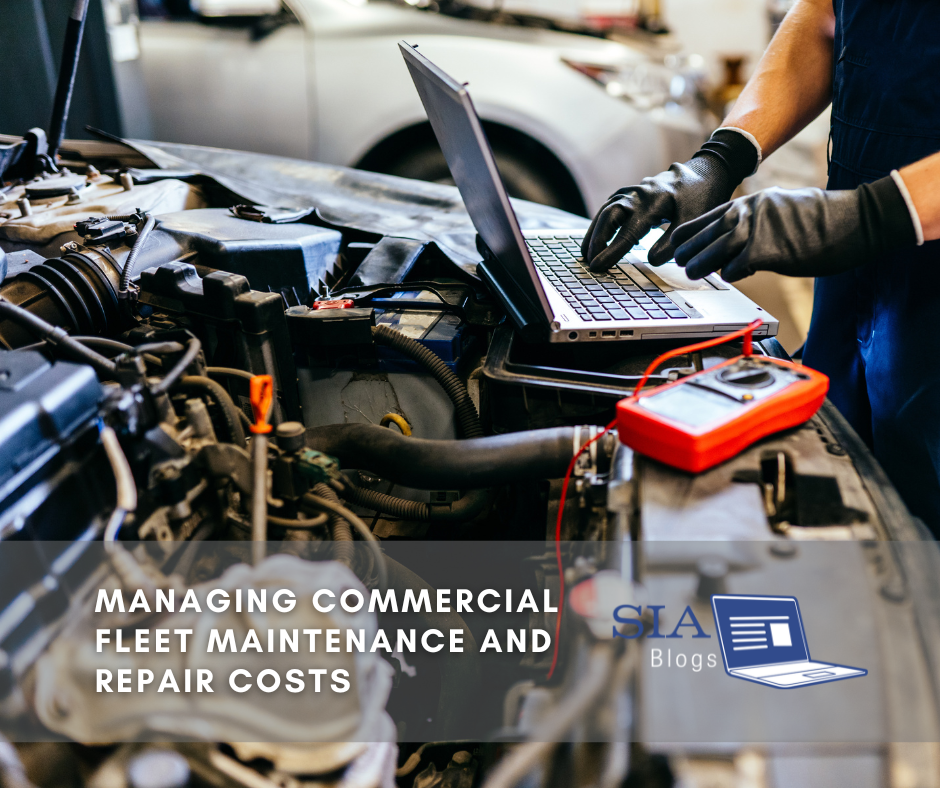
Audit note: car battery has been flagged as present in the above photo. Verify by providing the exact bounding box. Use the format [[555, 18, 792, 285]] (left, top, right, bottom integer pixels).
[[374, 291, 472, 373], [295, 289, 472, 442]]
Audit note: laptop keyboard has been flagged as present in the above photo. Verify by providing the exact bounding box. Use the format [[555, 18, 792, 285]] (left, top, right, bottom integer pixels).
[[526, 234, 689, 322]]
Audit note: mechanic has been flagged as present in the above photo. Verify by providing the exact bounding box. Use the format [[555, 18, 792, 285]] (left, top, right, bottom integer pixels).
[[581, 0, 940, 533]]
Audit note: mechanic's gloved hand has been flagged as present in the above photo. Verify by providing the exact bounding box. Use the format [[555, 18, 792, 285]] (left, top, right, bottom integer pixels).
[[581, 129, 759, 272], [672, 175, 919, 283]]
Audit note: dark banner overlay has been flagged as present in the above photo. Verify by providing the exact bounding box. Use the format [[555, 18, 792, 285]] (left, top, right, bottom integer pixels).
[[1, 539, 938, 744]]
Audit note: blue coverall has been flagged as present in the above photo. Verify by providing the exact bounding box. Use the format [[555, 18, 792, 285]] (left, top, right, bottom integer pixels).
[[802, 0, 940, 532]]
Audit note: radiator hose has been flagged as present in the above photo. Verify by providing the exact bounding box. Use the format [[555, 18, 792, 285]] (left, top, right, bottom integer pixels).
[[306, 424, 601, 489], [332, 331, 596, 519]]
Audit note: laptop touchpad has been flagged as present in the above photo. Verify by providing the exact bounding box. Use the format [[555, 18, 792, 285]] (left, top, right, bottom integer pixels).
[[804, 670, 835, 678]]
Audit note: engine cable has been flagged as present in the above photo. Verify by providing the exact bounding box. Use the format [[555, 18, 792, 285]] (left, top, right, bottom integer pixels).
[[372, 324, 482, 438], [0, 297, 116, 377], [118, 212, 155, 301], [302, 493, 388, 591], [150, 336, 201, 396]]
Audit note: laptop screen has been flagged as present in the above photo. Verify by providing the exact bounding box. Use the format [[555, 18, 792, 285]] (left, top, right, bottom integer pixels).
[[712, 595, 810, 669], [399, 42, 553, 323]]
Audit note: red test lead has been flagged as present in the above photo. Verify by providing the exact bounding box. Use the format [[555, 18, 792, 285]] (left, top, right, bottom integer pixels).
[[548, 320, 827, 678]]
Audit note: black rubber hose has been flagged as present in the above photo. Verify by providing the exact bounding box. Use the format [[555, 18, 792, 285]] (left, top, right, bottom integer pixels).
[[72, 337, 169, 369], [314, 482, 354, 566], [383, 556, 483, 739], [267, 511, 329, 529], [151, 336, 201, 396], [372, 324, 482, 438], [72, 336, 134, 355], [207, 366, 254, 381], [0, 297, 116, 378], [306, 423, 584, 488], [173, 376, 246, 446], [133, 341, 184, 356], [301, 493, 388, 591], [120, 214, 156, 295], [341, 483, 493, 523]]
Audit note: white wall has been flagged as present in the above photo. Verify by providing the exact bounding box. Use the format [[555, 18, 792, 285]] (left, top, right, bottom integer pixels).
[[661, 0, 769, 82], [499, 0, 773, 84]]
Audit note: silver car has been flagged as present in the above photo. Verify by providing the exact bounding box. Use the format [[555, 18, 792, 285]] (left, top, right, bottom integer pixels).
[[136, 0, 708, 215]]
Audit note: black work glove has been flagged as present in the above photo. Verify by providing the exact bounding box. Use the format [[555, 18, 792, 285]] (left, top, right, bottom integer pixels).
[[672, 175, 918, 282], [581, 129, 759, 272]]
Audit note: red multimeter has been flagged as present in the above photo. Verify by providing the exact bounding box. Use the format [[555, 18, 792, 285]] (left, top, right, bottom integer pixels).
[[615, 321, 829, 473]]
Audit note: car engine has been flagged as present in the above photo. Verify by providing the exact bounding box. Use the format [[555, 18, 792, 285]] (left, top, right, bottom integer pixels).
[[1, 131, 940, 788]]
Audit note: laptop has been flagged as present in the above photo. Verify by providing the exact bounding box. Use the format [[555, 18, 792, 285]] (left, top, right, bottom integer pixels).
[[399, 42, 777, 344], [712, 594, 867, 688]]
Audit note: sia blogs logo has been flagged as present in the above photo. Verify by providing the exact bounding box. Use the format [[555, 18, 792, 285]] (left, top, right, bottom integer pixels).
[[613, 594, 867, 689]]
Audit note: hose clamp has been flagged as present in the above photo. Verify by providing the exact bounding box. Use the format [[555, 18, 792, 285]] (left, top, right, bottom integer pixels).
[[572, 425, 598, 477]]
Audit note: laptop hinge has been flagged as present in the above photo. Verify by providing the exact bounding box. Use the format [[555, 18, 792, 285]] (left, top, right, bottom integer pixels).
[[476, 240, 547, 342]]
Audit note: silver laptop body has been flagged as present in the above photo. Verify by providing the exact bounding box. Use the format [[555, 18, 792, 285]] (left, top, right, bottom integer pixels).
[[400, 41, 778, 344]]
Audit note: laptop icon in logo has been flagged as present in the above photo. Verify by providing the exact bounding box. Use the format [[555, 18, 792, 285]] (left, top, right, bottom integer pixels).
[[712, 595, 867, 688]]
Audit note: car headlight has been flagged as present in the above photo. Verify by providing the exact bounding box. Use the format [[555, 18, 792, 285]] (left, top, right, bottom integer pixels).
[[563, 53, 707, 112]]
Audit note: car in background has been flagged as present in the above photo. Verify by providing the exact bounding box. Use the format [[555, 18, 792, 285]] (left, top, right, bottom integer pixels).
[[135, 0, 709, 215]]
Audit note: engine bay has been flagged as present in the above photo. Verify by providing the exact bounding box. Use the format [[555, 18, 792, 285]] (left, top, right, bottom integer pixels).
[[1, 135, 940, 788]]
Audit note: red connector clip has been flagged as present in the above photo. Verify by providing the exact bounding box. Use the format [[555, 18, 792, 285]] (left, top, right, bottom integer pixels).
[[312, 299, 355, 310], [249, 375, 274, 434]]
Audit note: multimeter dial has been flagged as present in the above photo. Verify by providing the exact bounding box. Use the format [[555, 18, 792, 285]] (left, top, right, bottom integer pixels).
[[717, 360, 775, 388], [681, 358, 805, 405]]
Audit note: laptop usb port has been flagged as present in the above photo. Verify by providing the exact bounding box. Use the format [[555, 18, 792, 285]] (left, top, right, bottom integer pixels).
[[620, 330, 634, 337], [602, 330, 616, 337]]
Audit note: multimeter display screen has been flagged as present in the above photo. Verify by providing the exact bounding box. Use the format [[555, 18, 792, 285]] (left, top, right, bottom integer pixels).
[[639, 384, 741, 427]]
